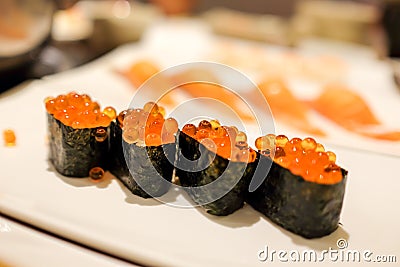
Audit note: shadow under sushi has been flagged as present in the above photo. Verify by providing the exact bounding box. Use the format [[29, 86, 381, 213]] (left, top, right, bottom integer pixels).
[[259, 210, 350, 251], [287, 224, 349, 252], [178, 188, 261, 228], [48, 162, 113, 189], [116, 178, 180, 206], [184, 186, 348, 242]]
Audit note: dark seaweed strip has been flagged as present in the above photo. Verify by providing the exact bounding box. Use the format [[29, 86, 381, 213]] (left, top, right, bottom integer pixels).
[[246, 153, 347, 239], [109, 121, 129, 178], [47, 114, 109, 177], [110, 121, 176, 198], [176, 131, 257, 216]]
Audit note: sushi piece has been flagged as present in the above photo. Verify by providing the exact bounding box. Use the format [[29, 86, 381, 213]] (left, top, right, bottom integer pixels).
[[45, 92, 116, 177], [176, 120, 257, 216], [109, 102, 178, 198], [247, 135, 348, 238]]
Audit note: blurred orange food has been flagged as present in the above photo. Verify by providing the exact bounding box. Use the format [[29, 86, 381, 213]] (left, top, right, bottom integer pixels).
[[257, 78, 325, 136], [178, 82, 255, 122], [310, 84, 400, 141], [121, 61, 257, 123], [121, 60, 160, 89], [311, 84, 380, 126]]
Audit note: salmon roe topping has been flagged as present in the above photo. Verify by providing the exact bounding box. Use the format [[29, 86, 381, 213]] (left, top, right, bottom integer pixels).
[[183, 120, 256, 163], [89, 167, 105, 181], [3, 129, 16, 147], [45, 92, 114, 129], [256, 135, 342, 184], [121, 102, 178, 146]]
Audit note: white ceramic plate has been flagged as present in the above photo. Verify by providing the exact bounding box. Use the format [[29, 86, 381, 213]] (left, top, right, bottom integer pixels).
[[0, 216, 137, 267], [0, 23, 399, 266]]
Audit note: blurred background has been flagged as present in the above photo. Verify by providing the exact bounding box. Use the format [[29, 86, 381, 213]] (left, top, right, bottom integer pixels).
[[0, 0, 399, 91]]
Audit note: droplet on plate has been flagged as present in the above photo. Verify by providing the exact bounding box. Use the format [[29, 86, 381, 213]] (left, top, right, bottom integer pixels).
[[3, 129, 16, 147], [89, 167, 104, 181]]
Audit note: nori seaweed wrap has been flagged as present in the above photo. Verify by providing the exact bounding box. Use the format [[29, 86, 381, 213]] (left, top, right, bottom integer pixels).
[[176, 122, 257, 216], [109, 120, 129, 179], [47, 114, 109, 177], [109, 103, 178, 198], [109, 119, 176, 198], [247, 135, 348, 238], [45, 93, 113, 177]]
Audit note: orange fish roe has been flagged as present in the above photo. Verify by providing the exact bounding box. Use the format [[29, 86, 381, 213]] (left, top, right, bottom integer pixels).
[[182, 120, 256, 163], [255, 135, 342, 184], [3, 129, 16, 147], [45, 92, 115, 129], [89, 167, 105, 181], [121, 102, 178, 146], [103, 106, 117, 120]]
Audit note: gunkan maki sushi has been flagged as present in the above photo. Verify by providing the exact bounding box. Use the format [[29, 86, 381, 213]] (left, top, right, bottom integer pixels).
[[109, 102, 178, 198], [247, 135, 347, 238], [176, 120, 258, 216], [45, 92, 116, 177]]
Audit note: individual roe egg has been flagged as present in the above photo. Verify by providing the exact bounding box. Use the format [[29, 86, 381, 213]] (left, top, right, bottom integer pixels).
[[301, 137, 317, 151], [209, 119, 220, 129], [158, 106, 166, 117], [161, 132, 175, 144], [182, 124, 197, 137], [3, 129, 16, 147], [198, 120, 212, 130], [95, 128, 108, 142], [145, 133, 161, 146], [255, 135, 271, 151], [326, 151, 336, 163], [274, 146, 285, 158], [89, 167, 104, 181], [103, 106, 117, 120], [196, 129, 210, 140], [235, 131, 247, 143], [315, 143, 325, 152], [275, 135, 289, 147], [284, 137, 302, 155], [163, 117, 179, 134], [118, 110, 129, 126], [123, 128, 139, 144], [143, 101, 159, 114]]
